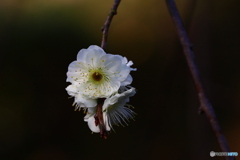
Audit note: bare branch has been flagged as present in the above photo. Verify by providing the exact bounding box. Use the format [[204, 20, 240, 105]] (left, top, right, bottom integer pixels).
[[101, 0, 121, 50], [165, 0, 233, 159]]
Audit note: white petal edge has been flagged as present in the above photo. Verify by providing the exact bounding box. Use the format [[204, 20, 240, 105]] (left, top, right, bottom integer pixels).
[[87, 116, 100, 133]]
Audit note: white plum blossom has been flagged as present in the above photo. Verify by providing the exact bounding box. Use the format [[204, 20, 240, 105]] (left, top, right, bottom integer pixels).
[[66, 45, 136, 138], [84, 87, 136, 133], [66, 45, 134, 99]]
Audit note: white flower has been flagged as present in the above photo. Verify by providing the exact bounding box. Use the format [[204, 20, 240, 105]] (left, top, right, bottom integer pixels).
[[84, 87, 136, 133], [66, 45, 137, 138], [66, 45, 134, 99]]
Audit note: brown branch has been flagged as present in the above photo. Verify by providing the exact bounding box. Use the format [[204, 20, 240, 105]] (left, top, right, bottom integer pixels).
[[165, 0, 233, 159], [94, 98, 107, 139], [101, 0, 121, 50]]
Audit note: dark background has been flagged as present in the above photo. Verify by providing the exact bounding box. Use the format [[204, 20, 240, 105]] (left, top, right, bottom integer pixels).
[[0, 0, 239, 160]]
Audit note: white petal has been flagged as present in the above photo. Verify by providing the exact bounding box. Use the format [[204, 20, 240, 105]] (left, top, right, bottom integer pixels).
[[102, 87, 136, 114], [66, 61, 80, 82], [78, 78, 120, 99], [67, 61, 79, 71], [88, 45, 105, 53], [88, 107, 96, 115], [76, 49, 88, 62], [102, 54, 131, 82], [77, 45, 106, 67], [123, 58, 137, 71], [117, 65, 131, 81], [119, 87, 136, 103], [87, 116, 100, 133], [84, 107, 96, 121], [85, 52, 105, 68], [65, 84, 78, 97], [127, 60, 133, 66], [102, 95, 119, 111], [123, 57, 128, 64], [121, 74, 133, 86], [103, 80, 120, 97], [103, 112, 111, 131], [102, 54, 123, 72], [75, 94, 97, 108]]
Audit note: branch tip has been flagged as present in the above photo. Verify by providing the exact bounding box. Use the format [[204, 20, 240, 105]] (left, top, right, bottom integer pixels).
[[101, 0, 121, 50]]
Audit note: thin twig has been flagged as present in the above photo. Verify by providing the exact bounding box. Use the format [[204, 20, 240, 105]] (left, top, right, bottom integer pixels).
[[101, 0, 121, 50], [165, 0, 233, 159]]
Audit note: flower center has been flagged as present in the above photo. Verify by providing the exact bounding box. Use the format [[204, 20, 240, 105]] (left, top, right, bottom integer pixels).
[[92, 72, 103, 81]]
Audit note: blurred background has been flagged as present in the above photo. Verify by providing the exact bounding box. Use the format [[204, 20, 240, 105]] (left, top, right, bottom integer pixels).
[[0, 0, 240, 159]]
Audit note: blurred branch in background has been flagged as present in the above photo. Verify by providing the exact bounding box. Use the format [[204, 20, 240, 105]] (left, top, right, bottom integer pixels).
[[165, 0, 233, 159], [101, 0, 121, 50]]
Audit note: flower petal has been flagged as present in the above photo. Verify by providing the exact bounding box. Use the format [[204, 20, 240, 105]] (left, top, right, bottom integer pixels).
[[102, 54, 123, 71], [121, 74, 133, 86], [103, 112, 111, 131], [102, 87, 136, 128], [65, 84, 78, 97], [76, 49, 88, 62], [88, 45, 105, 53], [87, 116, 100, 133], [77, 45, 106, 67], [75, 94, 97, 108], [84, 107, 96, 121], [102, 54, 131, 82]]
